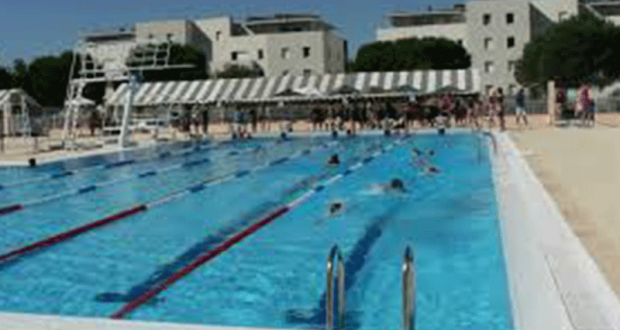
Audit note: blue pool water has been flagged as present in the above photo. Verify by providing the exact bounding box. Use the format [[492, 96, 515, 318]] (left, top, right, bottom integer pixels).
[[0, 133, 512, 330]]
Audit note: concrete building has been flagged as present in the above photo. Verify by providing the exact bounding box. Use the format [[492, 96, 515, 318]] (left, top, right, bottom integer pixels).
[[377, 5, 467, 46], [376, 0, 591, 95], [194, 14, 346, 77], [79, 13, 346, 81]]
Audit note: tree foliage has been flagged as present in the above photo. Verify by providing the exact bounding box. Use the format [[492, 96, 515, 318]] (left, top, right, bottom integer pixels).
[[0, 67, 13, 90], [216, 63, 264, 78], [518, 12, 620, 88], [350, 37, 471, 72], [133, 44, 209, 82], [0, 43, 209, 107]]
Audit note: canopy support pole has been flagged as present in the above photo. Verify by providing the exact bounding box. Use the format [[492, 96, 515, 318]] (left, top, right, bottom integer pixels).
[[119, 74, 138, 148]]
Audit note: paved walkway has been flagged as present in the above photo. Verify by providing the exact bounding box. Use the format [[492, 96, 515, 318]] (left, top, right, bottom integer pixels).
[[510, 124, 620, 301]]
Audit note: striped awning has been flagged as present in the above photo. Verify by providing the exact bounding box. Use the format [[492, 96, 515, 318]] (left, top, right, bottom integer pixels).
[[107, 69, 480, 106]]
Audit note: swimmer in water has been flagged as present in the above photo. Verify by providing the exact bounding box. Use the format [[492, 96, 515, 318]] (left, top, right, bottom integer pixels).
[[426, 166, 440, 175], [314, 201, 346, 225], [327, 154, 340, 166], [368, 178, 407, 195], [389, 178, 406, 192], [329, 202, 344, 216]]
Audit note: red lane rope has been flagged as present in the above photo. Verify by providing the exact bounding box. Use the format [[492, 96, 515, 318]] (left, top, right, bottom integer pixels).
[[110, 206, 290, 319], [0, 205, 147, 264], [0, 204, 24, 216]]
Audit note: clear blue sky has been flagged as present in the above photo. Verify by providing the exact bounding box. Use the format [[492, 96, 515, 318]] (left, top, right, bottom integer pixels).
[[0, 0, 456, 67]]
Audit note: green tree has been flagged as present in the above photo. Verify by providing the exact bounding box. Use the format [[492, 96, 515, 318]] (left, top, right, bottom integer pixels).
[[518, 12, 620, 88], [0, 67, 13, 90], [351, 37, 471, 72], [27, 51, 73, 106], [12, 59, 29, 89], [216, 63, 264, 78]]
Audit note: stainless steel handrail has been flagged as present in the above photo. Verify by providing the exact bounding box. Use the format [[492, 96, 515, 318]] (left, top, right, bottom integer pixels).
[[403, 246, 416, 330], [326, 244, 346, 330]]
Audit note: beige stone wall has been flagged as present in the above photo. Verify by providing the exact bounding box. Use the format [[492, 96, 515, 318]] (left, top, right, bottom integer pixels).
[[466, 0, 531, 94]]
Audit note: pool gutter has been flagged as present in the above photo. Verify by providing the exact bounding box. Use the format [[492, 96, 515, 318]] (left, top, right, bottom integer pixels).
[[0, 312, 271, 330], [491, 132, 620, 330]]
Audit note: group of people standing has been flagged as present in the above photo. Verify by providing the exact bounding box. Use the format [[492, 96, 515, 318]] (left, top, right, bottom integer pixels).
[[305, 88, 518, 133]]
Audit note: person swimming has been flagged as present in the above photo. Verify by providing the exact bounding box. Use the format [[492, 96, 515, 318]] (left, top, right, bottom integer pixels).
[[389, 178, 406, 192], [314, 201, 346, 225], [369, 178, 407, 194], [327, 154, 340, 166], [329, 202, 344, 215], [426, 166, 440, 174]]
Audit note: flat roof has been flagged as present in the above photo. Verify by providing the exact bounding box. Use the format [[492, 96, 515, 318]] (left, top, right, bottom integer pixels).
[[243, 15, 335, 29]]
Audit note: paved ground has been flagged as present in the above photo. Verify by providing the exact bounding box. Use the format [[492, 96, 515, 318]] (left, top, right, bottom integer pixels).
[[510, 115, 620, 301]]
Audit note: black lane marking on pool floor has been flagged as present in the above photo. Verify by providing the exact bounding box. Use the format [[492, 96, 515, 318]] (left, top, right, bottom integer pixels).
[[285, 203, 403, 330], [93, 157, 366, 304]]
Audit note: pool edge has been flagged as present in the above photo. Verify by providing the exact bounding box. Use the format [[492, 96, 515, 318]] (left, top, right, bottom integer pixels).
[[492, 131, 620, 330]]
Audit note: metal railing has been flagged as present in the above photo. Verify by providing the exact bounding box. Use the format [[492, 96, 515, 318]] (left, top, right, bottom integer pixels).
[[326, 245, 346, 330], [402, 246, 416, 330]]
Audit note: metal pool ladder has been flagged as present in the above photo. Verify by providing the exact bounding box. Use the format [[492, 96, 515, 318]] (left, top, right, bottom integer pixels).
[[324, 245, 416, 330], [403, 246, 416, 330], [326, 245, 346, 330]]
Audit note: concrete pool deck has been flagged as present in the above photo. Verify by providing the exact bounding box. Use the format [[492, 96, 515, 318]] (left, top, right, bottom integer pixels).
[[494, 132, 620, 329], [509, 127, 620, 303]]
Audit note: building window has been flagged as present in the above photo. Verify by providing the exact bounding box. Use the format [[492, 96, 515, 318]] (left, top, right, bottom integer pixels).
[[303, 69, 312, 76], [559, 11, 568, 21], [166, 33, 173, 40], [507, 37, 515, 48], [506, 13, 514, 24], [216, 31, 221, 41], [486, 85, 494, 95], [508, 60, 517, 72], [484, 37, 493, 50], [258, 49, 264, 60], [282, 70, 289, 76], [303, 47, 311, 58], [483, 14, 491, 25], [509, 84, 517, 95], [148, 34, 154, 39], [484, 61, 494, 73], [281, 47, 289, 59], [457, 39, 463, 46], [231, 52, 238, 61]]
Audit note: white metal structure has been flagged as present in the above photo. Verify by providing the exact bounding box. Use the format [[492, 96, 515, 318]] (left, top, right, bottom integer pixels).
[[0, 89, 38, 141], [61, 40, 193, 149]]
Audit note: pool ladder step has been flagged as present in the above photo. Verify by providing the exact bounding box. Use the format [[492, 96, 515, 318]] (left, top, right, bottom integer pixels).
[[325, 245, 416, 330]]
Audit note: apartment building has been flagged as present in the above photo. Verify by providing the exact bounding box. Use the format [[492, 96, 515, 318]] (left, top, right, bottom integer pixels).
[[194, 14, 346, 77], [377, 0, 585, 94], [79, 13, 346, 81]]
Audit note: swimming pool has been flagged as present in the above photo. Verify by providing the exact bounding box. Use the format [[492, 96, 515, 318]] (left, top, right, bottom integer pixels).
[[0, 133, 513, 330]]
